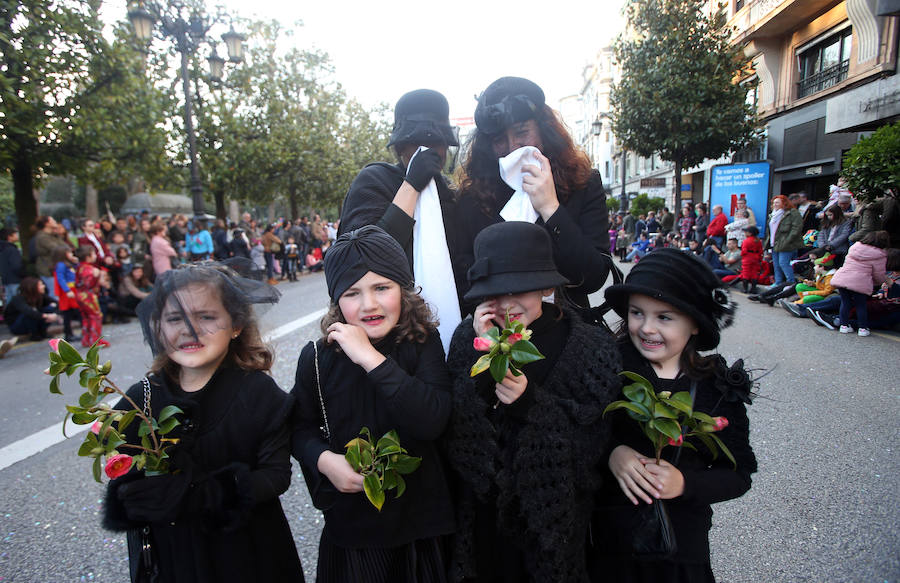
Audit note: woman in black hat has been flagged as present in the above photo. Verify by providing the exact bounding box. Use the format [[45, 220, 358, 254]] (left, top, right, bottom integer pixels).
[[338, 88, 466, 352], [444, 221, 620, 583], [590, 248, 757, 583], [455, 76, 612, 309]]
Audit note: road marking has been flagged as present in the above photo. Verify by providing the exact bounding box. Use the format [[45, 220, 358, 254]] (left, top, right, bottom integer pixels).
[[0, 308, 328, 473]]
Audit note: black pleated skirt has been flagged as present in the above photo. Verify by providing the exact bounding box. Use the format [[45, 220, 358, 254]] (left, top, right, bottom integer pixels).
[[316, 529, 449, 583]]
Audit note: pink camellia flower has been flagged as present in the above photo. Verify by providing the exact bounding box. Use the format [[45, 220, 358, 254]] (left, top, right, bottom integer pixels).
[[90, 421, 102, 435], [473, 337, 495, 352], [104, 454, 133, 479], [712, 416, 729, 431], [48, 338, 60, 352], [668, 435, 684, 447], [507, 333, 523, 345]]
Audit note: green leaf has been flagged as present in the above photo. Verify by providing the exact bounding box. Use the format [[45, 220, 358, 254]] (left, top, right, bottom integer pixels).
[[49, 375, 61, 395], [92, 455, 102, 483], [620, 371, 654, 390], [389, 454, 421, 474], [71, 412, 98, 425], [649, 418, 682, 440], [665, 394, 694, 416], [117, 410, 138, 433], [345, 445, 361, 470], [485, 327, 501, 342], [158, 418, 180, 435], [652, 402, 678, 419], [363, 472, 385, 511], [470, 354, 493, 377], [78, 391, 98, 408], [78, 436, 96, 457], [693, 412, 716, 425], [604, 400, 652, 420], [382, 469, 397, 491], [623, 381, 652, 403], [489, 354, 509, 384], [395, 474, 407, 498], [509, 340, 545, 366], [157, 405, 183, 423], [133, 454, 146, 471], [708, 433, 737, 468], [58, 341, 83, 365], [49, 362, 68, 376], [86, 345, 99, 369]]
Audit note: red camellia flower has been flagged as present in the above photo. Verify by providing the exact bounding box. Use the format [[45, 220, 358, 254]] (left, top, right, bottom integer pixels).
[[473, 337, 495, 352], [712, 416, 729, 431], [104, 454, 133, 479], [668, 435, 684, 447], [48, 338, 60, 352], [507, 333, 523, 345]]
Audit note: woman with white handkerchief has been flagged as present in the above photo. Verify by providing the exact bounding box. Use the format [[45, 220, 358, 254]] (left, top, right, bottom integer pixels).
[[339, 89, 465, 356], [455, 76, 612, 310]]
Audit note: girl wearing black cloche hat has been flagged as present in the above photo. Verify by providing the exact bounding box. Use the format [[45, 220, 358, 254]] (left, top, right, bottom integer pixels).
[[589, 248, 758, 583], [443, 221, 621, 582]]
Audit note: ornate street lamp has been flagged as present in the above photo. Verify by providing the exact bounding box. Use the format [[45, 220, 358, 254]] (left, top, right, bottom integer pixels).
[[126, 1, 243, 220]]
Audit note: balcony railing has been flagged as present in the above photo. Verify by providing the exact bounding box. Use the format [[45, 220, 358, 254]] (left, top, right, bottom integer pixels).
[[797, 61, 849, 98]]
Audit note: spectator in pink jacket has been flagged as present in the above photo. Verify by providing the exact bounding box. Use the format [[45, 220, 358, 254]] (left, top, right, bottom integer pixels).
[[830, 230, 890, 337], [149, 223, 178, 279]]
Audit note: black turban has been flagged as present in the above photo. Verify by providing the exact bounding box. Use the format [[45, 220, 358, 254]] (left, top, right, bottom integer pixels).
[[324, 225, 414, 302]]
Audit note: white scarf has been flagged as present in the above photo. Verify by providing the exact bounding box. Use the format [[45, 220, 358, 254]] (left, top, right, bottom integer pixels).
[[498, 146, 541, 223], [769, 208, 785, 246], [410, 147, 461, 358]]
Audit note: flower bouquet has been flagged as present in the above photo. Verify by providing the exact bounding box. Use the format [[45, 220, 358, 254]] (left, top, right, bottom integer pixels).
[[344, 427, 421, 511], [46, 339, 182, 482], [603, 372, 735, 466], [470, 309, 545, 383]]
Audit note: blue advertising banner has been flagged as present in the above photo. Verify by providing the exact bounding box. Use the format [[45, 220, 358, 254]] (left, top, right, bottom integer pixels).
[[710, 162, 772, 238]]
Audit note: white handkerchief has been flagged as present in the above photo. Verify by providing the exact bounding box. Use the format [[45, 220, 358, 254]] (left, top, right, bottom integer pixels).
[[498, 146, 541, 223], [410, 147, 461, 358]]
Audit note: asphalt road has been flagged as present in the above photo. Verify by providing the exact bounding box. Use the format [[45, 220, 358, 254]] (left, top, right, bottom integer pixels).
[[0, 269, 897, 582]]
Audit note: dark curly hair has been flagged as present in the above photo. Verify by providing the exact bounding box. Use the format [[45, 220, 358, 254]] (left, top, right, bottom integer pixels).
[[320, 286, 437, 346], [456, 105, 593, 214]]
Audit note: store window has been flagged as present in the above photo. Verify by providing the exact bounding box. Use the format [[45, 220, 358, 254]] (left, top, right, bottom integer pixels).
[[797, 27, 852, 98]]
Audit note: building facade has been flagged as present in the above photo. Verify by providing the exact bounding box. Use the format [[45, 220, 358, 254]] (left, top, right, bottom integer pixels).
[[577, 0, 898, 211]]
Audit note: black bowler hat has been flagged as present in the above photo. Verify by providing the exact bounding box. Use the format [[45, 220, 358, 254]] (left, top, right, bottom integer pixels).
[[604, 248, 737, 351], [464, 222, 568, 301], [474, 76, 546, 136], [387, 89, 459, 148]]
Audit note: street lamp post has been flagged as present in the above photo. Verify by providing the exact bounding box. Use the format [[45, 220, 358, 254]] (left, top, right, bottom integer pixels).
[[126, 1, 244, 221]]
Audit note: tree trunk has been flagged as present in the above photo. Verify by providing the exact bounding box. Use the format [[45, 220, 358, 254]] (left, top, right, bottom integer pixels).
[[673, 158, 683, 209], [229, 200, 240, 225], [85, 183, 99, 221], [213, 188, 226, 220], [288, 183, 299, 220], [12, 156, 37, 260]]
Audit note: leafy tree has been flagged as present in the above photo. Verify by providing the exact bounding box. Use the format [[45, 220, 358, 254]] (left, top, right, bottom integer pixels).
[[606, 196, 621, 212], [611, 0, 761, 199], [629, 193, 666, 217], [0, 1, 172, 251], [840, 121, 900, 203]]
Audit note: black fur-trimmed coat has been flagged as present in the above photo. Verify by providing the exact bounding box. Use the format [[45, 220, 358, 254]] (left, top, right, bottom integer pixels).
[[443, 307, 621, 583]]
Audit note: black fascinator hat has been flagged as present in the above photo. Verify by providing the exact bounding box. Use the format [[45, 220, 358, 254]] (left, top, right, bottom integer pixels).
[[474, 76, 546, 137], [604, 248, 737, 351]]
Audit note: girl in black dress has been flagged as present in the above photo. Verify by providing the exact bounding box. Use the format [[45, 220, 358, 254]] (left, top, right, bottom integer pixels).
[[591, 248, 758, 583], [102, 260, 304, 583], [291, 225, 455, 582]]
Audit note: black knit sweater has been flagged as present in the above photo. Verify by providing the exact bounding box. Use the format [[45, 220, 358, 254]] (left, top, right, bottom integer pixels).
[[444, 305, 621, 582]]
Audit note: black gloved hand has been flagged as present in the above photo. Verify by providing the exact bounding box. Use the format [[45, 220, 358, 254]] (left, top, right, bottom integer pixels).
[[404, 148, 443, 192], [117, 470, 193, 524], [186, 462, 253, 532]]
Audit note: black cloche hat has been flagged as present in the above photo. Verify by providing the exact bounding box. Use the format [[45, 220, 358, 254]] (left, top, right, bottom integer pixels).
[[387, 89, 459, 148], [604, 248, 737, 351], [464, 221, 568, 301]]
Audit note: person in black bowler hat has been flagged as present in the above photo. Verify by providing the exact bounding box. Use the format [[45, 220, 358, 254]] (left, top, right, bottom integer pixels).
[[444, 220, 620, 582], [454, 76, 612, 310]]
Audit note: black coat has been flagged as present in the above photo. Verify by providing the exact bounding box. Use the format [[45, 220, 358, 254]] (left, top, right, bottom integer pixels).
[[454, 171, 611, 309], [0, 240, 24, 286], [291, 330, 455, 549], [103, 368, 304, 583], [444, 306, 621, 583], [338, 162, 467, 308], [590, 341, 757, 579]]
